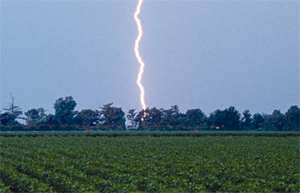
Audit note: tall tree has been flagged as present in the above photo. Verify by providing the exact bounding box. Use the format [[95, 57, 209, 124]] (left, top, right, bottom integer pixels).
[[1, 93, 24, 125], [185, 108, 207, 127], [127, 109, 138, 128], [209, 106, 240, 130], [2, 93, 23, 121], [209, 109, 223, 129], [133, 108, 147, 126], [54, 96, 77, 125], [146, 107, 164, 125], [132, 107, 164, 130], [241, 110, 252, 129], [161, 105, 181, 126], [39, 114, 59, 125], [74, 109, 100, 126], [137, 107, 163, 126], [24, 108, 46, 125], [252, 113, 265, 130], [0, 113, 17, 125], [99, 103, 125, 130], [267, 110, 287, 131], [285, 105, 299, 131]]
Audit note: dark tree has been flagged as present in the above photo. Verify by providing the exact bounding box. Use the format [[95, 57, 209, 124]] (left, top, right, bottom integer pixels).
[[140, 107, 163, 126], [161, 105, 182, 126], [2, 93, 24, 122], [127, 109, 138, 128], [24, 108, 46, 125], [209, 106, 240, 130], [133, 108, 147, 126], [285, 105, 299, 131], [147, 107, 164, 125], [0, 113, 18, 125], [252, 113, 265, 130], [267, 110, 287, 131], [241, 110, 252, 130], [99, 103, 125, 130], [40, 114, 59, 125], [209, 109, 222, 129], [54, 96, 77, 125], [185, 108, 207, 127], [133, 107, 164, 130], [74, 109, 100, 126]]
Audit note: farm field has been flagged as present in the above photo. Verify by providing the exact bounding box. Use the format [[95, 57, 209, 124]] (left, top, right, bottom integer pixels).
[[0, 132, 299, 192]]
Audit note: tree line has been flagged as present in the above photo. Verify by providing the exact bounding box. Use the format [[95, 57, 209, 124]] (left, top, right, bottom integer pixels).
[[0, 95, 299, 131]]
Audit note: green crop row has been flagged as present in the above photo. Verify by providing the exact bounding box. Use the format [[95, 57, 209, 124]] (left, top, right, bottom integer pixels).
[[0, 178, 11, 193], [0, 131, 299, 138], [1, 135, 299, 192]]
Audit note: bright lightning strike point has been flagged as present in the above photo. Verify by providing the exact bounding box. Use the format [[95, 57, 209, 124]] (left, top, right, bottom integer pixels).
[[134, 0, 147, 111]]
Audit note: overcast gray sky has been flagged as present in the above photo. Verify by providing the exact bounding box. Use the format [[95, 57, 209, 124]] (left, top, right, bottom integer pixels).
[[1, 0, 299, 118]]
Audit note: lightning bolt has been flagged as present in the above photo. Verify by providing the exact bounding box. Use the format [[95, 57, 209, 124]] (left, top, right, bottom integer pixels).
[[134, 0, 147, 111]]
